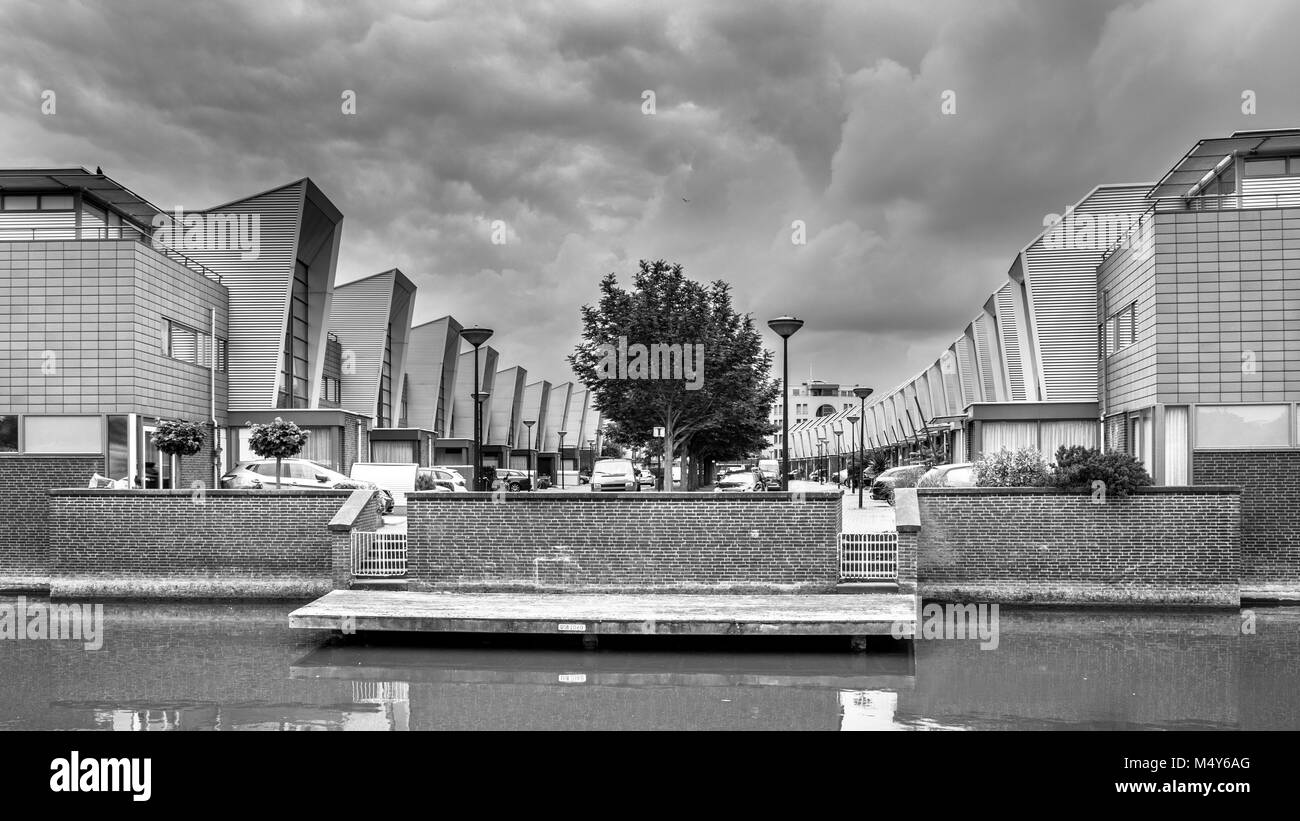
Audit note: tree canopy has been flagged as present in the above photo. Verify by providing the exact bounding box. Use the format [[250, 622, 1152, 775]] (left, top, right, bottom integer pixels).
[[568, 260, 779, 488]]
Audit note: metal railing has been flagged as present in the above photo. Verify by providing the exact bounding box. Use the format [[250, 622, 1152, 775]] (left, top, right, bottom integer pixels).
[[0, 225, 222, 284], [351, 531, 408, 577], [1154, 191, 1300, 212], [838, 532, 898, 581]]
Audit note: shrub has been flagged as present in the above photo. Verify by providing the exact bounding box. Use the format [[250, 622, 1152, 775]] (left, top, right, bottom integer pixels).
[[152, 420, 207, 457], [1050, 445, 1152, 497], [247, 417, 310, 489], [973, 447, 1050, 487]]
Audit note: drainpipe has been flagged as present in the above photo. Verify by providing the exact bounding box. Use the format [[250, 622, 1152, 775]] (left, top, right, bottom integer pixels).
[[210, 307, 219, 488], [1099, 289, 1109, 451]]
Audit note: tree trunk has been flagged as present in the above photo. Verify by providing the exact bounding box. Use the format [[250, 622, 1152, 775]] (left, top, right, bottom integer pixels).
[[276, 456, 283, 490], [681, 441, 691, 491]]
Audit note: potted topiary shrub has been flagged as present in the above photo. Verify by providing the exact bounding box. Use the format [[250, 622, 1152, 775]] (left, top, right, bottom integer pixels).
[[246, 417, 310, 490], [152, 419, 208, 490]]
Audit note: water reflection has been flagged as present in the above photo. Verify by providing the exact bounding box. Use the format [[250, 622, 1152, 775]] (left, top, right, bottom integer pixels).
[[2, 598, 1298, 730]]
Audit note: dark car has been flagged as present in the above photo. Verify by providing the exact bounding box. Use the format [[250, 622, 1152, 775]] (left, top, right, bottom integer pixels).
[[577, 467, 592, 484], [713, 470, 766, 493], [869, 465, 930, 505], [494, 468, 533, 492]]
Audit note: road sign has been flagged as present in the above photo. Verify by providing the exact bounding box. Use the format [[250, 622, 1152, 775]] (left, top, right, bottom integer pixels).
[[653, 426, 665, 438]]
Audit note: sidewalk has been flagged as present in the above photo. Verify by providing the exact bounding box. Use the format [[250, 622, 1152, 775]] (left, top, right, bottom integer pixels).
[[788, 480, 896, 533]]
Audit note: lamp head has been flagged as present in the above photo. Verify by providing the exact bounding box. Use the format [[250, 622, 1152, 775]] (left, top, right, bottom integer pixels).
[[766, 315, 804, 339], [460, 326, 494, 348], [852, 386, 874, 400]]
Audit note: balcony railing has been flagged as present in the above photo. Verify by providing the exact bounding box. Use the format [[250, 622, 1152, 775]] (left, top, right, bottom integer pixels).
[[1154, 191, 1300, 212], [0, 225, 221, 284]]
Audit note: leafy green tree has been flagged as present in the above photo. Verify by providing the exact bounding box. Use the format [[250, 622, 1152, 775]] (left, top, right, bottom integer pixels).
[[568, 260, 779, 490], [246, 417, 310, 490]]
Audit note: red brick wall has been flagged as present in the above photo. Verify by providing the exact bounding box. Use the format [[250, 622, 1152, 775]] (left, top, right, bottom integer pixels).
[[0, 455, 103, 589], [1193, 450, 1300, 596], [916, 487, 1241, 605], [48, 489, 356, 599], [406, 491, 842, 592]]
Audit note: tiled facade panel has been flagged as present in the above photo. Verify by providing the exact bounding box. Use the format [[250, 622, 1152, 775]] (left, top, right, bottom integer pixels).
[[133, 246, 229, 424], [916, 488, 1241, 605], [1156, 209, 1300, 404], [0, 240, 227, 420], [0, 242, 136, 414], [0, 455, 103, 585], [406, 493, 842, 592], [1098, 222, 1158, 414], [1192, 450, 1300, 588]]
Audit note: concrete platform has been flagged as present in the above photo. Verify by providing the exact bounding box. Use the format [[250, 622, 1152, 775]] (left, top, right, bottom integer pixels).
[[290, 645, 916, 689], [289, 590, 916, 638]]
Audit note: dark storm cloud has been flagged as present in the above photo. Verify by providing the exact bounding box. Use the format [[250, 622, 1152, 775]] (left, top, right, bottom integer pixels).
[[4, 0, 1300, 392]]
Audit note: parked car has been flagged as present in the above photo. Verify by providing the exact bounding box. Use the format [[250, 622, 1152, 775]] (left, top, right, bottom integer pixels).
[[714, 463, 746, 483], [869, 464, 930, 505], [756, 469, 781, 491], [713, 470, 765, 493], [219, 458, 394, 513], [918, 462, 977, 489], [637, 468, 656, 488], [590, 458, 639, 492], [417, 466, 468, 492], [578, 467, 592, 484], [494, 468, 533, 492]]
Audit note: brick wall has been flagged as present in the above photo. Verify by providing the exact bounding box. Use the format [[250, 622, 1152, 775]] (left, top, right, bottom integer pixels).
[[47, 489, 362, 599], [0, 455, 102, 589], [916, 487, 1241, 605], [1193, 450, 1300, 597], [406, 491, 842, 593]]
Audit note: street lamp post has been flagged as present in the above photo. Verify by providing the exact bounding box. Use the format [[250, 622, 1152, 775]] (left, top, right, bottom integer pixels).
[[852, 387, 874, 508], [557, 430, 567, 488], [833, 427, 844, 482], [847, 415, 861, 506], [522, 419, 536, 491], [459, 326, 494, 490], [818, 437, 828, 483], [767, 315, 804, 492]]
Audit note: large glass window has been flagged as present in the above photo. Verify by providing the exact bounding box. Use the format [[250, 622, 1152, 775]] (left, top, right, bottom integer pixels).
[[107, 415, 129, 478], [1195, 404, 1290, 449], [280, 262, 311, 409], [0, 415, 17, 452], [23, 416, 103, 453], [1244, 158, 1288, 177], [378, 324, 393, 426], [167, 320, 226, 372]]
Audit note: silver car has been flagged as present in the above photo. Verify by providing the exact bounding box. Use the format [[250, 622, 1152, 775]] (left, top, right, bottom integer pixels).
[[590, 458, 639, 492], [220, 458, 394, 512], [714, 471, 765, 493]]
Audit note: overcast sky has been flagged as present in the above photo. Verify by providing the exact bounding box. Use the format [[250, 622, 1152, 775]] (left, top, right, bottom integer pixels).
[[4, 0, 1300, 394]]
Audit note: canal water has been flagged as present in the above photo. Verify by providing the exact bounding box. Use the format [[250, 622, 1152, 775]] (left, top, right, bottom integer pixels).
[[1, 598, 1297, 730]]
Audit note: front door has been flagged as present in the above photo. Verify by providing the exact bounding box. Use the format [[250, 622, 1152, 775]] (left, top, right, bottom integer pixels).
[[141, 425, 172, 489]]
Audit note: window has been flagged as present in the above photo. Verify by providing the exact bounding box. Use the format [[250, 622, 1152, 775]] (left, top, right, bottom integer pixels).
[[1244, 158, 1287, 177], [321, 376, 341, 404], [40, 195, 75, 210], [107, 415, 129, 478], [167, 320, 226, 371], [280, 262, 311, 408], [0, 415, 17, 452], [1101, 303, 1137, 356], [377, 324, 393, 426], [2, 195, 37, 210], [23, 416, 102, 454], [1195, 405, 1290, 449]]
